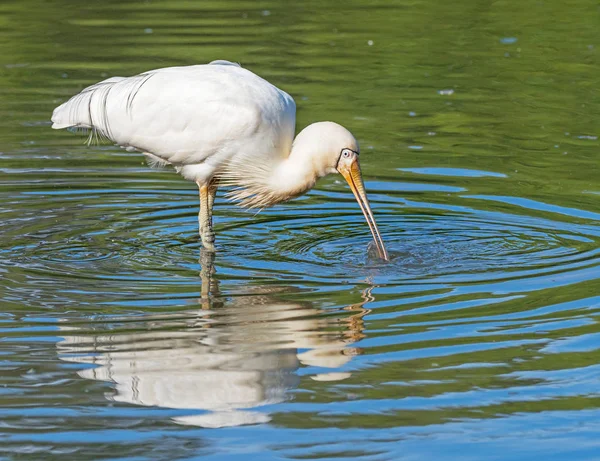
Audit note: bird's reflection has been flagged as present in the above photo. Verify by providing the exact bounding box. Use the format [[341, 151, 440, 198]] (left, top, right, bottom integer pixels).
[[57, 251, 373, 428]]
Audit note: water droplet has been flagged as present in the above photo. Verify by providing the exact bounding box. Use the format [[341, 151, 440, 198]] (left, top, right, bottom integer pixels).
[[144, 28, 153, 34], [500, 37, 518, 44], [438, 89, 454, 95], [409, 111, 416, 117], [367, 40, 374, 46]]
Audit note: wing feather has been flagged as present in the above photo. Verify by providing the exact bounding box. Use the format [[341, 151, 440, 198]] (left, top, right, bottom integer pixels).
[[52, 62, 297, 196], [51, 64, 295, 171]]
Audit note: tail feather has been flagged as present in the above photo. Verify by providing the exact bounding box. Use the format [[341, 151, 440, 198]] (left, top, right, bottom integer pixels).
[[51, 77, 126, 130], [51, 73, 154, 146]]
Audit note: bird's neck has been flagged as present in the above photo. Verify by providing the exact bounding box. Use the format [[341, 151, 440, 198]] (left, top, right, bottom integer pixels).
[[223, 130, 335, 209], [268, 149, 321, 198]]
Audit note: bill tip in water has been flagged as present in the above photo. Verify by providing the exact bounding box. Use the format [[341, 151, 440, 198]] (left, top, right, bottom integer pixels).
[[368, 241, 390, 262]]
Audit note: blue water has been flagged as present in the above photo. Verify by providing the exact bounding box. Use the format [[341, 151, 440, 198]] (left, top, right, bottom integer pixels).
[[1, 0, 600, 459]]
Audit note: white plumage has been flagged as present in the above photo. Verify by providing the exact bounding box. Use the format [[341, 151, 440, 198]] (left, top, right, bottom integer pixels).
[[52, 60, 388, 260], [52, 61, 295, 184]]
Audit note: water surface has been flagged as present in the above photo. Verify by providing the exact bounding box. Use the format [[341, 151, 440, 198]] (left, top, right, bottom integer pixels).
[[1, 0, 600, 459]]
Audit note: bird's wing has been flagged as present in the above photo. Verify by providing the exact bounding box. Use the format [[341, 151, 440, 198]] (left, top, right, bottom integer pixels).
[[51, 64, 294, 168]]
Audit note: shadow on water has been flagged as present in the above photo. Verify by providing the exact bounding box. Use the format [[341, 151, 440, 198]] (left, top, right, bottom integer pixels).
[[56, 250, 372, 429]]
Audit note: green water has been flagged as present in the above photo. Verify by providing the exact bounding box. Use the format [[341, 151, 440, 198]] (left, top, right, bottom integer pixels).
[[1, 0, 600, 459]]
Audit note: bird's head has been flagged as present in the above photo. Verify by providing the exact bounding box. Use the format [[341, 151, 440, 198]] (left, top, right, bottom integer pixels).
[[291, 122, 389, 260], [225, 121, 389, 261]]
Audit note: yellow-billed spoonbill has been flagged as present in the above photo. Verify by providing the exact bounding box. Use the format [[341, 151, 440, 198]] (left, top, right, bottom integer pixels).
[[51, 60, 388, 260]]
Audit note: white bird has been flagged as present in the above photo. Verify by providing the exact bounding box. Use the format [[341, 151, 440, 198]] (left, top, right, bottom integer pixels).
[[51, 60, 388, 260]]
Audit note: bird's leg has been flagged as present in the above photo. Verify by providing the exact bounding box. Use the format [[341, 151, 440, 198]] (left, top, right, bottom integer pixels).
[[207, 177, 218, 229], [198, 180, 218, 251], [199, 247, 218, 304]]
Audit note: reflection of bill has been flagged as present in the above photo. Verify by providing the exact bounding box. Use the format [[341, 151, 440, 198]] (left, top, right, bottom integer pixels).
[[57, 252, 372, 428]]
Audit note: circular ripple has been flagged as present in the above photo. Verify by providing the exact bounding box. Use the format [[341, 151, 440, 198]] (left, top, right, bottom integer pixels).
[[3, 190, 600, 290], [216, 207, 600, 284]]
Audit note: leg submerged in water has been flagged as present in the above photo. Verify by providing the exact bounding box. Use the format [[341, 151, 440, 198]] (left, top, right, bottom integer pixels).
[[197, 179, 218, 250], [199, 247, 219, 303]]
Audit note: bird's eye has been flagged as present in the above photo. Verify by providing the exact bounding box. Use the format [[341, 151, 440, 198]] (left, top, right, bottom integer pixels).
[[342, 149, 350, 157]]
